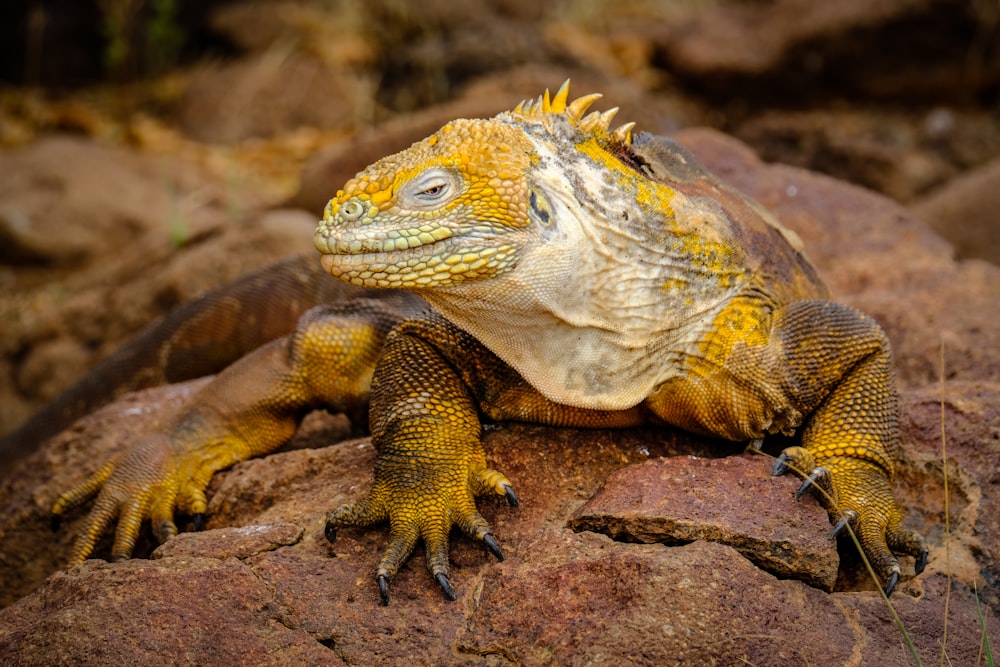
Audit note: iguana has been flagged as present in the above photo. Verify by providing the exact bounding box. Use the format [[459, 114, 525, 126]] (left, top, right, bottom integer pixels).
[[51, 82, 927, 604]]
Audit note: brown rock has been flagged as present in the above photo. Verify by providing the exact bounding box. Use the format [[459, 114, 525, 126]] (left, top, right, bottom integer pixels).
[[897, 381, 1000, 607], [14, 337, 91, 405], [0, 380, 210, 608], [0, 137, 193, 266], [911, 156, 1000, 265], [459, 535, 986, 666], [356, 0, 552, 111], [151, 522, 304, 561], [570, 454, 840, 590], [459, 535, 857, 666], [652, 0, 999, 103], [178, 55, 358, 143], [0, 134, 321, 439], [733, 108, 1000, 204], [0, 558, 342, 666]]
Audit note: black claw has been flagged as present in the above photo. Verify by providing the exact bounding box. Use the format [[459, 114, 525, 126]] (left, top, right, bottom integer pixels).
[[915, 549, 928, 575], [482, 534, 504, 561], [435, 572, 457, 601], [503, 484, 520, 509], [884, 570, 900, 597], [795, 468, 828, 500], [829, 510, 857, 538], [192, 513, 206, 531], [324, 521, 338, 544], [377, 574, 390, 606], [772, 453, 789, 476]]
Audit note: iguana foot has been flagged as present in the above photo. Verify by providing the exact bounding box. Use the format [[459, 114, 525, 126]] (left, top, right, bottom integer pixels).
[[51, 433, 229, 564], [325, 454, 516, 605], [772, 445, 928, 595]]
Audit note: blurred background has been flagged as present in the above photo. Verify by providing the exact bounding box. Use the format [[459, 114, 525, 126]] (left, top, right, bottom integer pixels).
[[0, 0, 997, 446]]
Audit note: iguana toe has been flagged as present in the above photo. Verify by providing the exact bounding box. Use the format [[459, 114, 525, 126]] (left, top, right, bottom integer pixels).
[[829, 509, 858, 538], [887, 523, 929, 575], [884, 568, 901, 597], [482, 533, 505, 561], [435, 573, 457, 601], [377, 574, 391, 606], [52, 432, 237, 565], [502, 484, 520, 508], [771, 445, 815, 478], [795, 466, 832, 499]]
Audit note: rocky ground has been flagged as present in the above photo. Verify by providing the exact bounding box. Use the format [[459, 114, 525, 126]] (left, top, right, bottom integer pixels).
[[0, 0, 998, 664]]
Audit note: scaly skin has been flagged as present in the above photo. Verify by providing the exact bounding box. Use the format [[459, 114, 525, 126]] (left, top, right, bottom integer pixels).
[[53, 82, 926, 603]]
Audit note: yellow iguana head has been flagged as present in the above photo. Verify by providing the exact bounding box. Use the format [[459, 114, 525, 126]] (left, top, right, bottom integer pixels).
[[314, 80, 636, 290]]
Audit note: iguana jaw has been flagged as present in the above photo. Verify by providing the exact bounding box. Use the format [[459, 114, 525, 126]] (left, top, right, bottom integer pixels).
[[314, 217, 522, 289]]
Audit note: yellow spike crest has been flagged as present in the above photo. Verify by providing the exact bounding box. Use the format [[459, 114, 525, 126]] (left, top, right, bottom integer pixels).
[[505, 80, 634, 145]]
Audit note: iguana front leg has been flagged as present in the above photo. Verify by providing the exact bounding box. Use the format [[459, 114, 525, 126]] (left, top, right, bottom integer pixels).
[[770, 300, 928, 594], [326, 313, 646, 604], [645, 297, 927, 595], [324, 317, 513, 605], [52, 300, 407, 564]]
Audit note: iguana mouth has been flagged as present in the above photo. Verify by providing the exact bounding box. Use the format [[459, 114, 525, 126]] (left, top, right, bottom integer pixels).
[[314, 222, 454, 256], [315, 219, 510, 288]]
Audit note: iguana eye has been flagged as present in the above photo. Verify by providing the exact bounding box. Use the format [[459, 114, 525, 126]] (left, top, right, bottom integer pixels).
[[399, 167, 461, 211], [340, 199, 364, 221]]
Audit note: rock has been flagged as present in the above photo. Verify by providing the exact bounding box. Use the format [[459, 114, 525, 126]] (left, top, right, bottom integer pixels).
[[0, 136, 196, 266], [569, 455, 840, 590], [14, 337, 91, 405], [151, 522, 304, 561], [651, 0, 1000, 103], [459, 535, 987, 666], [897, 381, 1000, 608], [0, 558, 341, 666], [357, 0, 553, 111], [2, 129, 998, 664], [207, 1, 371, 63], [178, 54, 359, 143], [911, 156, 1000, 265], [733, 107, 1000, 205], [0, 134, 322, 440]]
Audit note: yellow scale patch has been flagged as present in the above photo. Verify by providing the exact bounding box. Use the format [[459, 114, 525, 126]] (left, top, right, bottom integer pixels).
[[689, 297, 772, 376]]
